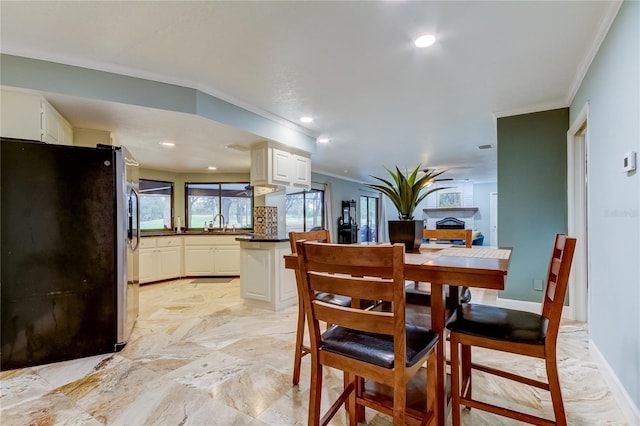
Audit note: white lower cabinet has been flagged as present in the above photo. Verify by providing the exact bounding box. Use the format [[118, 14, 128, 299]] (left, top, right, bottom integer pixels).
[[139, 246, 157, 283], [140, 235, 240, 282], [214, 246, 241, 274], [183, 235, 240, 276], [184, 246, 215, 275], [139, 237, 182, 284]]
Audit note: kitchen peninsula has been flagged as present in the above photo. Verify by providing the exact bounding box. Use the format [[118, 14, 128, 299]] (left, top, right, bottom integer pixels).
[[236, 235, 297, 311]]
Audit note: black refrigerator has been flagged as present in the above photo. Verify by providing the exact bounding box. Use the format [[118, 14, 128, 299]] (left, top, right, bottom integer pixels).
[[1, 138, 140, 370]]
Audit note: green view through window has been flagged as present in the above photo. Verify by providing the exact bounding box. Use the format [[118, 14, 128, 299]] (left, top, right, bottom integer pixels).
[[285, 189, 324, 233], [186, 183, 253, 229], [140, 179, 174, 230]]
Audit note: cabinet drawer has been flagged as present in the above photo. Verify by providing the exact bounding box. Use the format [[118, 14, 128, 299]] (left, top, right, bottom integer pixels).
[[184, 235, 238, 246], [156, 237, 182, 247], [139, 238, 157, 249]]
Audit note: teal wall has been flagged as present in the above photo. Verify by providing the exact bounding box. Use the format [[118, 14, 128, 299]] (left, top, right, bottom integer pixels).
[[570, 0, 639, 407], [497, 108, 569, 302]]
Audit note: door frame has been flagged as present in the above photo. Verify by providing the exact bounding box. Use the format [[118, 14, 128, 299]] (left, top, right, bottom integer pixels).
[[567, 102, 590, 322], [489, 192, 498, 247]]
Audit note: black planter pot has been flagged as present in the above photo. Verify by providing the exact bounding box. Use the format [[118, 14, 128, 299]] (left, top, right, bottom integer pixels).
[[388, 220, 424, 253]]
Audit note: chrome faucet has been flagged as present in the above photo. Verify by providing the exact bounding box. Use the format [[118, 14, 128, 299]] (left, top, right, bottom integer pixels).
[[212, 213, 226, 230]]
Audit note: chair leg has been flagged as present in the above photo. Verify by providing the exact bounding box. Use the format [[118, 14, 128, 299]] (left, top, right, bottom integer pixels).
[[308, 360, 323, 426], [450, 333, 461, 426], [347, 373, 358, 426], [392, 380, 407, 426], [461, 343, 472, 408], [426, 348, 438, 425], [293, 306, 307, 385], [546, 354, 567, 426]]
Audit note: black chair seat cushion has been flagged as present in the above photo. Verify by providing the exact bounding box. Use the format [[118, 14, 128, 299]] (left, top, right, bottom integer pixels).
[[321, 324, 438, 369], [446, 304, 548, 345], [315, 292, 351, 307]]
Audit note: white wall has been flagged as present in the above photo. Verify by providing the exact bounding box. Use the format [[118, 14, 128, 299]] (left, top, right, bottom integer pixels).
[[570, 0, 639, 411]]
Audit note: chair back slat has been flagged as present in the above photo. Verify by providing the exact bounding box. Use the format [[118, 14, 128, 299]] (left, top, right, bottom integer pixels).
[[289, 229, 330, 253], [547, 281, 557, 301], [314, 302, 395, 335], [541, 234, 576, 336], [423, 228, 472, 248], [308, 272, 394, 301]]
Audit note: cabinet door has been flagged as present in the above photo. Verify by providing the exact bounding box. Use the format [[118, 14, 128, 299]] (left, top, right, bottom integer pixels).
[[139, 248, 156, 284], [184, 246, 214, 275], [240, 249, 271, 301], [250, 145, 268, 186], [271, 148, 292, 185], [214, 246, 240, 275], [292, 154, 311, 189], [0, 89, 42, 141], [157, 246, 181, 280], [42, 101, 62, 144]]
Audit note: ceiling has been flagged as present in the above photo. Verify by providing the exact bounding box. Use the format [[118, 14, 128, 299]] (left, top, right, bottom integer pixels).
[[0, 1, 619, 184]]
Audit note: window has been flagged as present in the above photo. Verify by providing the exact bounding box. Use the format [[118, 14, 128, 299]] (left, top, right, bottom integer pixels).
[[185, 183, 253, 229], [139, 179, 173, 230], [286, 189, 324, 233], [360, 195, 378, 242]]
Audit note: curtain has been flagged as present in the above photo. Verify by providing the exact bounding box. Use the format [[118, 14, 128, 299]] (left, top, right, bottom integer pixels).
[[377, 194, 388, 243], [324, 183, 335, 242]]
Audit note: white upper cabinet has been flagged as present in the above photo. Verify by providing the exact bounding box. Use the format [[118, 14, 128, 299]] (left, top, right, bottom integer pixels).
[[1, 88, 73, 145], [250, 142, 311, 190], [292, 154, 311, 188], [1, 90, 42, 141], [271, 148, 292, 186]]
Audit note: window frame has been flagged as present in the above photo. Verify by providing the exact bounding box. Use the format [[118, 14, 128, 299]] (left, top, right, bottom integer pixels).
[[285, 189, 325, 234], [139, 178, 174, 231], [184, 182, 253, 230]]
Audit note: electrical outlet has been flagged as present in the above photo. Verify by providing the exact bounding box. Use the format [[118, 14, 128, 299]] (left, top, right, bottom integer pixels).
[[533, 279, 544, 291]]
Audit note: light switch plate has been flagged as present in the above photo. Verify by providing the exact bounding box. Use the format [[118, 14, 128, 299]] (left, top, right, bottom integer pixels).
[[623, 151, 636, 172]]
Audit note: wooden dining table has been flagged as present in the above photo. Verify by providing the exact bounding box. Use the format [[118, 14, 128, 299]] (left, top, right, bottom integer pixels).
[[284, 244, 512, 426]]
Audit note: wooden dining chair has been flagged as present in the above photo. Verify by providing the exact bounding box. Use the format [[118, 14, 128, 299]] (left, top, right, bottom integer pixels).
[[288, 230, 351, 386], [409, 228, 473, 307], [447, 233, 576, 426], [296, 241, 439, 426]]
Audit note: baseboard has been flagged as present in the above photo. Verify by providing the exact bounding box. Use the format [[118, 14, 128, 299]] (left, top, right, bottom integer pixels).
[[589, 339, 640, 425], [496, 296, 540, 313], [496, 296, 573, 319]]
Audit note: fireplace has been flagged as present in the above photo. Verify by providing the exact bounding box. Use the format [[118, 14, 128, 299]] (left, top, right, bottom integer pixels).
[[435, 217, 465, 230]]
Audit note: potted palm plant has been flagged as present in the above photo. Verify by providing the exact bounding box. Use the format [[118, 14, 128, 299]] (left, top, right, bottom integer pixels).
[[367, 165, 448, 252]]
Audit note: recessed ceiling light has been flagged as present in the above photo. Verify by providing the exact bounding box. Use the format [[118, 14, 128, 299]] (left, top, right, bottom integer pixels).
[[317, 137, 330, 143], [300, 116, 313, 123], [207, 166, 217, 170], [159, 141, 175, 147], [414, 34, 436, 48]]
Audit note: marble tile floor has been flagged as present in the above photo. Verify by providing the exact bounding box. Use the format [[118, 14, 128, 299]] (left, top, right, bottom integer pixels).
[[0, 278, 628, 425]]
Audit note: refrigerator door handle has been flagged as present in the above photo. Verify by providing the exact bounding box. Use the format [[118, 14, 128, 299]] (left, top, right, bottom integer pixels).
[[128, 190, 140, 252], [134, 189, 140, 251]]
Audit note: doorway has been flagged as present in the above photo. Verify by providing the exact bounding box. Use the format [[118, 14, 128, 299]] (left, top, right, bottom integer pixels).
[[359, 195, 378, 242], [489, 192, 498, 247], [567, 103, 590, 322]]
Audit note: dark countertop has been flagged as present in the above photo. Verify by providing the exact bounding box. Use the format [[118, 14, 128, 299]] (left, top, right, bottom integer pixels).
[[235, 235, 290, 243], [142, 230, 252, 237]]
